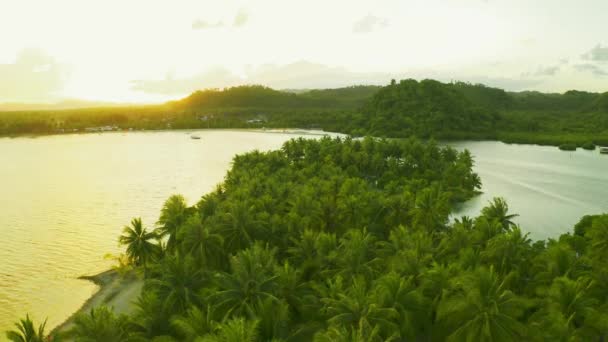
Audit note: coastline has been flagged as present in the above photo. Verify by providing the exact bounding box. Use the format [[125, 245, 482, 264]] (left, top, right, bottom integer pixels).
[[49, 269, 143, 337]]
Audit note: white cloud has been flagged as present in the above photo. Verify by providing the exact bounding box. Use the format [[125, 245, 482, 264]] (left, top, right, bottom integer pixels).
[[192, 20, 224, 30], [352, 14, 389, 34], [582, 44, 608, 62], [0, 49, 70, 102]]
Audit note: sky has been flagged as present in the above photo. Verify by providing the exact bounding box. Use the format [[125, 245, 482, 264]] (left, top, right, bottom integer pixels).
[[0, 0, 607, 103]]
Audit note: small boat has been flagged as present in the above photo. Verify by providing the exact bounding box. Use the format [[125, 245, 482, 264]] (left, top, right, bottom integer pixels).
[[600, 147, 608, 154], [191, 135, 201, 140]]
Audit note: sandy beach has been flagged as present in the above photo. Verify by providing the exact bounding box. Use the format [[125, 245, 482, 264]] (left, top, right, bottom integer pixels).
[[50, 269, 143, 337]]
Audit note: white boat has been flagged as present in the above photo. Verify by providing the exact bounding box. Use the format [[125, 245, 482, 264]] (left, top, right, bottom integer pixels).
[[600, 147, 608, 154], [191, 135, 201, 140]]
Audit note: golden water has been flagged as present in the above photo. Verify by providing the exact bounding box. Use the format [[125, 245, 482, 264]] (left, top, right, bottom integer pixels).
[[0, 129, 335, 333]]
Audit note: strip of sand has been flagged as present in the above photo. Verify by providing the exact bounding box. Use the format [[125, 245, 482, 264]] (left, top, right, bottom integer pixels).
[[50, 269, 143, 336]]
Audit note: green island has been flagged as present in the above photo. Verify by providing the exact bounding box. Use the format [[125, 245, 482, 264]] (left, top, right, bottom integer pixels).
[[2, 79, 608, 148], [7, 136, 608, 341]]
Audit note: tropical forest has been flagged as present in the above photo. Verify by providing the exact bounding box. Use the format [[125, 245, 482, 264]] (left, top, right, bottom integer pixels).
[[8, 136, 608, 341]]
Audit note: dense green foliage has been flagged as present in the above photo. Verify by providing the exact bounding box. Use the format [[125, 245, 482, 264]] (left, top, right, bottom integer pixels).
[[2, 80, 607, 147], [11, 137, 608, 341], [0, 86, 378, 136], [558, 143, 577, 151]]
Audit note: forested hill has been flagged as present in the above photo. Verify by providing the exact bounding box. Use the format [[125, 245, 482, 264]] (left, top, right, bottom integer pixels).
[[170, 85, 381, 110], [169, 80, 608, 144], [349, 79, 501, 138], [2, 80, 607, 146]]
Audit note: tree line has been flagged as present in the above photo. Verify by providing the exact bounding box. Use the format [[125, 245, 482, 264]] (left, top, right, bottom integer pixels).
[[2, 81, 608, 147]]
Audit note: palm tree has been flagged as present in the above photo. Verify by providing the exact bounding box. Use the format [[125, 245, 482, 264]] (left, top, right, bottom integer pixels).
[[481, 197, 518, 231], [210, 244, 280, 318], [531, 241, 577, 291], [320, 278, 398, 338], [178, 213, 224, 269], [374, 272, 429, 339], [119, 217, 158, 277], [335, 229, 380, 282], [218, 201, 265, 253], [587, 214, 608, 261], [171, 305, 217, 341], [546, 277, 598, 334], [314, 319, 390, 342], [528, 276, 601, 340], [437, 267, 528, 342], [148, 255, 206, 314], [199, 317, 259, 342], [131, 291, 173, 338], [413, 185, 451, 232], [481, 227, 532, 275], [275, 262, 315, 319], [156, 194, 190, 253], [5, 315, 47, 342], [68, 306, 127, 342], [251, 297, 290, 341]]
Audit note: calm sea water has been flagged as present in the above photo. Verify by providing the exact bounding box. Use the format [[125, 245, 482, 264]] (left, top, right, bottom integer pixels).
[[1, 133, 607, 333], [450, 141, 608, 239], [0, 129, 338, 333]]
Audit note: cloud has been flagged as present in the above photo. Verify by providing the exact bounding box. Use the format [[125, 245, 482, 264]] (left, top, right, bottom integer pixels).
[[192, 19, 224, 30], [582, 44, 608, 62], [131, 61, 398, 95], [192, 9, 249, 30], [131, 61, 553, 96], [0, 49, 70, 102], [573, 63, 608, 76], [233, 9, 249, 27], [352, 14, 389, 34], [130, 68, 242, 95], [521, 65, 560, 77]]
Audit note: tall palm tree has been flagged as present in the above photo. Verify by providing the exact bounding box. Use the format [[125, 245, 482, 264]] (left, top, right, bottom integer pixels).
[[251, 297, 290, 341], [131, 292, 173, 338], [148, 255, 206, 314], [314, 319, 389, 342], [218, 201, 265, 253], [528, 276, 602, 340], [374, 272, 429, 339], [335, 229, 380, 282], [413, 185, 451, 232], [178, 213, 224, 269], [481, 197, 519, 231], [119, 217, 158, 277], [156, 194, 190, 253], [5, 315, 47, 342], [587, 214, 608, 261], [199, 317, 259, 342], [437, 267, 528, 342], [171, 305, 217, 342], [481, 227, 532, 275], [210, 244, 280, 318], [68, 306, 127, 342], [320, 278, 398, 337], [546, 277, 598, 334]]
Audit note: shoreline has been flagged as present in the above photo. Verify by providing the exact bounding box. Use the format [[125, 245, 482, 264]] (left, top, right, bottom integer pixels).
[[49, 269, 143, 337]]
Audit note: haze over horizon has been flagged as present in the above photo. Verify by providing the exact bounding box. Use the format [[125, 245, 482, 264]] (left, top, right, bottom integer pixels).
[[1, 0, 607, 104]]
